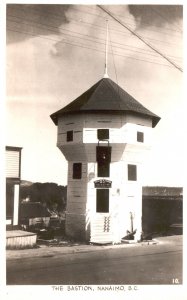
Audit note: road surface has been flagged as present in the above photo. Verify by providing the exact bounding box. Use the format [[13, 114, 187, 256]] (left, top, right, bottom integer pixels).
[[6, 241, 182, 285]]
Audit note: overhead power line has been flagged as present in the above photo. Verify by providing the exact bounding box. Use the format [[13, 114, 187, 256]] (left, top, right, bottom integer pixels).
[[70, 6, 182, 37], [69, 18, 181, 47], [14, 6, 182, 47], [97, 5, 183, 72], [7, 16, 181, 62], [80, 4, 182, 34], [7, 27, 173, 68], [7, 9, 183, 61]]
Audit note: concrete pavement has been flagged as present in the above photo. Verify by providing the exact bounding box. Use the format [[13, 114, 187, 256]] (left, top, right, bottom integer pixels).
[[6, 235, 182, 260]]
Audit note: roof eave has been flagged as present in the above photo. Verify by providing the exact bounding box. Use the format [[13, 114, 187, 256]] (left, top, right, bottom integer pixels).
[[50, 109, 161, 127], [50, 112, 58, 125], [152, 116, 161, 128]]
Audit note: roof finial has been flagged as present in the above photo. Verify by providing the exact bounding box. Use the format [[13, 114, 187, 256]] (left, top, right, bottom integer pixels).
[[103, 19, 109, 78]]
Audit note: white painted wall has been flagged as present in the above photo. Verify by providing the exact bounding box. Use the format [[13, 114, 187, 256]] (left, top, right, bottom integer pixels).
[[6, 150, 20, 178], [83, 124, 152, 145], [13, 184, 19, 225], [57, 113, 152, 146], [57, 112, 151, 242], [86, 160, 142, 242]]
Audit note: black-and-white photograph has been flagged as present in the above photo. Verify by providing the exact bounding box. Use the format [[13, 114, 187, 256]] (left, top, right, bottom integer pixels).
[[3, 1, 185, 298]]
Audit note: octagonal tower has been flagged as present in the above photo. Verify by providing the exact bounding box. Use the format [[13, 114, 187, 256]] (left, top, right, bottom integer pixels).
[[51, 77, 160, 243]]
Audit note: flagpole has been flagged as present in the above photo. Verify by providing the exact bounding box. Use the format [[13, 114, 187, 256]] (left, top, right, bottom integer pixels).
[[104, 19, 109, 78]]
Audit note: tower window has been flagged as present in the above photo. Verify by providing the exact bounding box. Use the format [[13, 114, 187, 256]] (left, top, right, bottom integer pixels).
[[67, 130, 73, 142], [73, 163, 82, 179], [96, 146, 111, 177], [137, 131, 144, 143], [97, 129, 109, 140], [128, 164, 137, 181], [96, 189, 109, 213], [98, 162, 110, 177]]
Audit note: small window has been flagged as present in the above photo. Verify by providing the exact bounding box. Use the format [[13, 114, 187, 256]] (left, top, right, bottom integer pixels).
[[96, 146, 111, 162], [97, 129, 109, 140], [128, 164, 137, 181], [98, 162, 110, 177], [73, 163, 82, 179], [137, 131, 144, 143], [67, 130, 73, 142], [96, 189, 109, 213], [96, 146, 111, 177]]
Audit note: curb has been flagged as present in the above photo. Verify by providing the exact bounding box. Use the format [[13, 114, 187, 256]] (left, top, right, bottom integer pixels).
[[6, 235, 182, 260], [6, 239, 158, 260]]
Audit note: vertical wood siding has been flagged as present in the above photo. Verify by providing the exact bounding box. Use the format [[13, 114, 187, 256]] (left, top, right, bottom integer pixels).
[[57, 113, 150, 242], [57, 114, 152, 152], [6, 234, 37, 249]]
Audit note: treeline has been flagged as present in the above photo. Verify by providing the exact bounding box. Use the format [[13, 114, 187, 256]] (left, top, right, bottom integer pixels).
[[20, 182, 67, 211]]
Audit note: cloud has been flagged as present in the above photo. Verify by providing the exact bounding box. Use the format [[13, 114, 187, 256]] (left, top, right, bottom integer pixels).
[[128, 5, 183, 28], [6, 4, 183, 185], [6, 4, 70, 44]]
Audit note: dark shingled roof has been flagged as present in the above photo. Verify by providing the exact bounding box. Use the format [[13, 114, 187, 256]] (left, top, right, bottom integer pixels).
[[50, 78, 160, 127]]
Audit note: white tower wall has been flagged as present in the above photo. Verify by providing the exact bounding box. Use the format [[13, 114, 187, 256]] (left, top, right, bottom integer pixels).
[[57, 113, 153, 242]]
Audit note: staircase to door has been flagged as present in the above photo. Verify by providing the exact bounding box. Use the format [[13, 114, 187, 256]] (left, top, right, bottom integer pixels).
[[90, 214, 114, 244]]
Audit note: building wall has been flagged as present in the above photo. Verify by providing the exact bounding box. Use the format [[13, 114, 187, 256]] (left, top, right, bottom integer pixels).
[[57, 113, 152, 242], [86, 161, 142, 242], [65, 162, 88, 240], [59, 143, 150, 163], [65, 160, 143, 242], [6, 148, 21, 178], [57, 113, 152, 146], [6, 146, 22, 228]]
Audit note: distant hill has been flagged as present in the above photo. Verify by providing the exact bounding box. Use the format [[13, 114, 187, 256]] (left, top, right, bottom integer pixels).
[[20, 181, 67, 212], [143, 186, 183, 197]]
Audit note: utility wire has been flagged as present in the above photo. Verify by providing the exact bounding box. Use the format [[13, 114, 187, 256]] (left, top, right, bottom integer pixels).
[[7, 27, 173, 68], [70, 6, 182, 37], [6, 16, 159, 58], [7, 18, 155, 60], [7, 16, 181, 62], [7, 11, 182, 60], [80, 4, 182, 34], [97, 5, 183, 72], [12, 6, 182, 47], [70, 17, 181, 47]]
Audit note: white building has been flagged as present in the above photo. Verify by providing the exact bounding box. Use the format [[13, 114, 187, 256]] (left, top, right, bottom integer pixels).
[[51, 77, 160, 243], [6, 146, 22, 228]]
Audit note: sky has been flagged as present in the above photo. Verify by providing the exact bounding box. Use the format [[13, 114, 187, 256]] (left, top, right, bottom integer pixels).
[[5, 3, 184, 187]]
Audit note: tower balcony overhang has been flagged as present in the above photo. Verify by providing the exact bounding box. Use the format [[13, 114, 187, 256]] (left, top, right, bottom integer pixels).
[[57, 142, 150, 162]]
